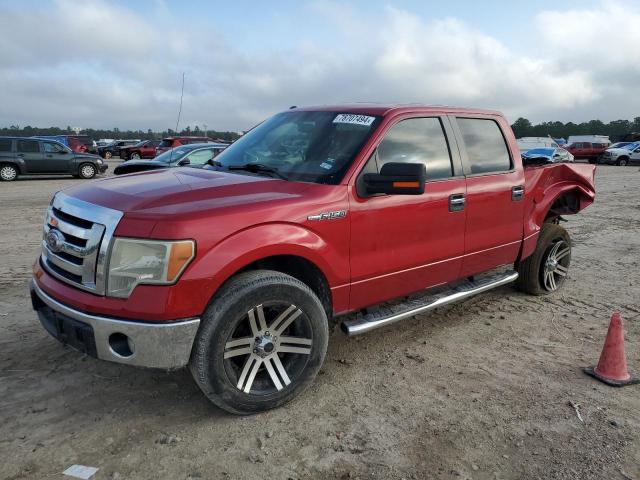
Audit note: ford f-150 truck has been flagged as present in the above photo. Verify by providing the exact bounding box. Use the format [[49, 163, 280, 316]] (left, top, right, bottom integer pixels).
[[30, 105, 596, 414]]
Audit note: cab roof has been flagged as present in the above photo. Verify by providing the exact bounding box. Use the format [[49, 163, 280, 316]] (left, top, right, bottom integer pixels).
[[290, 104, 503, 117]]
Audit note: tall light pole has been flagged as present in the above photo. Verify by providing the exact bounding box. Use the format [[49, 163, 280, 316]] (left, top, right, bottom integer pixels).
[[203, 124, 208, 138]]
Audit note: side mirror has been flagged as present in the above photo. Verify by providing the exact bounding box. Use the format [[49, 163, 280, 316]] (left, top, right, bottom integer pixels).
[[178, 159, 190, 166], [362, 162, 426, 195]]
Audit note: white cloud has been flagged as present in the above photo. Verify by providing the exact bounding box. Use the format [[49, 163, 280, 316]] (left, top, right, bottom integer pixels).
[[0, 0, 638, 131]]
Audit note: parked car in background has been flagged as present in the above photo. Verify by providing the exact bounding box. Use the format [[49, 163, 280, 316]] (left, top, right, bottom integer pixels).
[[516, 137, 558, 152], [33, 135, 96, 154], [120, 140, 161, 160], [565, 142, 609, 163], [521, 147, 574, 165], [0, 137, 106, 181], [598, 142, 640, 166], [155, 136, 217, 155], [96, 139, 115, 147], [98, 140, 141, 159], [114, 143, 228, 175], [553, 138, 567, 146]]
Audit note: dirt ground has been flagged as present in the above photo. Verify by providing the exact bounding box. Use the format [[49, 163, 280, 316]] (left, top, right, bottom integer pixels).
[[0, 161, 638, 480]]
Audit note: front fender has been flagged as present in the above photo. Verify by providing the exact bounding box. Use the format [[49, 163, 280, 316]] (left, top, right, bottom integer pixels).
[[183, 222, 349, 312]]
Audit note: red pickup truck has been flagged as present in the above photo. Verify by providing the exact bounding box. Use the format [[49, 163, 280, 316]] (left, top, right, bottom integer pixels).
[[31, 105, 596, 414], [565, 142, 609, 163]]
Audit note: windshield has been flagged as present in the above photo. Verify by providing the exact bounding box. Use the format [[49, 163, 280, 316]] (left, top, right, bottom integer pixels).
[[622, 142, 640, 150], [212, 111, 381, 184], [153, 146, 192, 163]]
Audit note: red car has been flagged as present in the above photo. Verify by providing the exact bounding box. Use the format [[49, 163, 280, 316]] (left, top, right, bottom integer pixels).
[[565, 142, 609, 163], [155, 136, 215, 155], [31, 105, 595, 414], [120, 140, 161, 160]]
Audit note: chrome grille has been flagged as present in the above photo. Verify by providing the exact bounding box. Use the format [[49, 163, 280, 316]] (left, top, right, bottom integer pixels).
[[41, 193, 123, 295]]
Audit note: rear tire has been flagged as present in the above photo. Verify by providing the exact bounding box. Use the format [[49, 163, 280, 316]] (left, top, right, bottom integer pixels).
[[78, 163, 97, 179], [0, 164, 18, 181], [189, 270, 328, 415], [516, 223, 571, 295]]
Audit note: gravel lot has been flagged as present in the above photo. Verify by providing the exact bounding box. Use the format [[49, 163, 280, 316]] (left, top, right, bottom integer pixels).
[[0, 162, 638, 480]]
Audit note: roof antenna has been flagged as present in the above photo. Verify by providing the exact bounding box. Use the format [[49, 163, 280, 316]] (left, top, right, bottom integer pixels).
[[169, 72, 185, 165]]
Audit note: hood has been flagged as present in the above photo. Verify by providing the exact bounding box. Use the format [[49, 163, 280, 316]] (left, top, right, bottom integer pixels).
[[73, 152, 101, 160], [62, 167, 312, 217], [605, 148, 630, 154]]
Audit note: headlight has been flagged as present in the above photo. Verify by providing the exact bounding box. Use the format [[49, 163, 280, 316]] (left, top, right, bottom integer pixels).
[[107, 238, 195, 298], [97, 159, 103, 164]]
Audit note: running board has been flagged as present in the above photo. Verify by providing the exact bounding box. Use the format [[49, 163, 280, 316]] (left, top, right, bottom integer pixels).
[[341, 270, 519, 336]]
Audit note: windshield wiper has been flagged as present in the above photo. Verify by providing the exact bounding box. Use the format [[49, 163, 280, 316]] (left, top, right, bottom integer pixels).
[[227, 163, 287, 180]]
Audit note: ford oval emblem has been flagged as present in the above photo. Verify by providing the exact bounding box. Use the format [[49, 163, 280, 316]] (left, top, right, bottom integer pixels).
[[46, 229, 65, 253]]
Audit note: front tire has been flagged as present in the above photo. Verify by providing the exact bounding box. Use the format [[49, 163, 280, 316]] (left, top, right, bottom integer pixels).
[[516, 223, 571, 295], [0, 164, 18, 181], [104, 151, 112, 160], [78, 163, 97, 179], [617, 157, 629, 166], [189, 270, 329, 415], [131, 152, 141, 159]]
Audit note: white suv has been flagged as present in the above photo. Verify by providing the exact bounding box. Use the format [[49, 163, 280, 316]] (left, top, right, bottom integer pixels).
[[599, 142, 640, 166]]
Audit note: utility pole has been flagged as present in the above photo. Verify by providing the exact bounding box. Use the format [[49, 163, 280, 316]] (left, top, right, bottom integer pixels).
[[203, 124, 207, 138]]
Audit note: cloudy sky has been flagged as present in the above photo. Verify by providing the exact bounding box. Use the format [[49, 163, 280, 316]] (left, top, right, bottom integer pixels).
[[1, 0, 638, 132]]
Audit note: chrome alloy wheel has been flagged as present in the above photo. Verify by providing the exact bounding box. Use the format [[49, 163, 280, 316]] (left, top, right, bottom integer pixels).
[[1, 165, 18, 181], [223, 303, 313, 394], [542, 239, 570, 291], [80, 164, 96, 178]]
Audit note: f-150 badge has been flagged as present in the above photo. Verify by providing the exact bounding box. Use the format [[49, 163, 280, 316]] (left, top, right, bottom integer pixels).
[[307, 210, 347, 221]]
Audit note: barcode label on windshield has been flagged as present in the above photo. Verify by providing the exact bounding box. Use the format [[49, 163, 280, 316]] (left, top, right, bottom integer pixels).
[[333, 114, 375, 126]]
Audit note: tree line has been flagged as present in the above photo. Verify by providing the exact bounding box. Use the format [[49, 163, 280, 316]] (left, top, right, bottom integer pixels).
[[511, 117, 640, 140], [3, 117, 640, 142], [0, 125, 241, 142]]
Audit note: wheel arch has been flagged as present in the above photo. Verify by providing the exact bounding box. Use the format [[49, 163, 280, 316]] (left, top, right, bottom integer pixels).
[[186, 224, 348, 319], [521, 185, 592, 261], [0, 160, 25, 174]]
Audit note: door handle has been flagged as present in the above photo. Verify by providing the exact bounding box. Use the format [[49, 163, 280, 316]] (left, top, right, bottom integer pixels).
[[512, 185, 524, 201], [449, 193, 465, 212]]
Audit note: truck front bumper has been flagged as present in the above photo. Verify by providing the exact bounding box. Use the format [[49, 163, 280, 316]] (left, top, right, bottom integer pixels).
[[30, 280, 200, 370]]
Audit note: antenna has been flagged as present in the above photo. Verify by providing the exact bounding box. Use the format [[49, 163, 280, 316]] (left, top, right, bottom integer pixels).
[[169, 72, 185, 165]]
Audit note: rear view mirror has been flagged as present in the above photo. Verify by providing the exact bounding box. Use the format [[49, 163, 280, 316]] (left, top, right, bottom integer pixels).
[[363, 162, 426, 195]]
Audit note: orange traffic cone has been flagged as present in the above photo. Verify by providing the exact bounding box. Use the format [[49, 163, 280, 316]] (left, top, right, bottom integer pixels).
[[584, 312, 639, 387]]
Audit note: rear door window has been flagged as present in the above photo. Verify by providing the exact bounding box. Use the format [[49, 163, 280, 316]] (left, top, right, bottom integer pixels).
[[0, 139, 12, 152], [17, 140, 40, 153], [456, 118, 511, 174], [376, 117, 453, 180]]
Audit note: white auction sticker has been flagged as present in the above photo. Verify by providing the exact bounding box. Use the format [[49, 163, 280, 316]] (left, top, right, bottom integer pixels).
[[333, 114, 376, 126]]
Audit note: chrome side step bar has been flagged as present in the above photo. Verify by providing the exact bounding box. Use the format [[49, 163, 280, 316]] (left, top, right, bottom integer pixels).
[[341, 270, 519, 336]]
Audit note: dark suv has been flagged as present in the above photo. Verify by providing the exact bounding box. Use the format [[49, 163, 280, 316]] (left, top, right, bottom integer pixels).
[[0, 137, 107, 181]]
